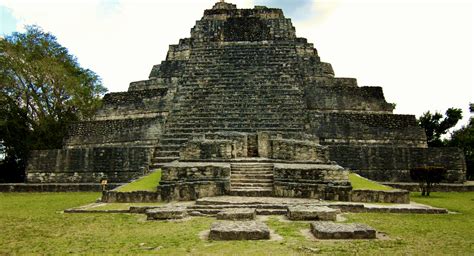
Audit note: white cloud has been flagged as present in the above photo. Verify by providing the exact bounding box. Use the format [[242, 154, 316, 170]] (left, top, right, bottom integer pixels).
[[1, 0, 473, 129]]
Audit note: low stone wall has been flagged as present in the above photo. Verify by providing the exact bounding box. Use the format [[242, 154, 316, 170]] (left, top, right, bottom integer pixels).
[[0, 183, 122, 192], [381, 182, 474, 192], [26, 147, 151, 183], [101, 190, 161, 203], [159, 162, 231, 201], [350, 189, 410, 204], [273, 163, 351, 201], [328, 146, 466, 183]]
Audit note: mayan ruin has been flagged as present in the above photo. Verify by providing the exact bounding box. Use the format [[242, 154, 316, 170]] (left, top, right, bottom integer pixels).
[[25, 1, 466, 202]]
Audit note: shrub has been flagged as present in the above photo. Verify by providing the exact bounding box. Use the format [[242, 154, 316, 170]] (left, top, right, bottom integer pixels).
[[410, 166, 447, 196]]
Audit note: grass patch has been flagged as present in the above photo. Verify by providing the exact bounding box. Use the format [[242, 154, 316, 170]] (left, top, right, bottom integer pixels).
[[0, 192, 473, 254], [349, 173, 393, 191], [116, 170, 161, 192]]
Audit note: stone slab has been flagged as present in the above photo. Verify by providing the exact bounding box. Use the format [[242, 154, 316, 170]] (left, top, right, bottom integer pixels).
[[310, 221, 376, 239], [209, 221, 270, 240], [216, 208, 256, 220], [287, 206, 339, 221], [145, 207, 187, 220]]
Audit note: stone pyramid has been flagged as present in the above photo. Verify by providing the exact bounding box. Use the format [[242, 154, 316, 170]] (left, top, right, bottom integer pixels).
[[27, 2, 465, 198]]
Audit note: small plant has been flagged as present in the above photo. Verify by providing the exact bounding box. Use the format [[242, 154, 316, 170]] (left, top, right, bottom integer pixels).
[[410, 166, 447, 196]]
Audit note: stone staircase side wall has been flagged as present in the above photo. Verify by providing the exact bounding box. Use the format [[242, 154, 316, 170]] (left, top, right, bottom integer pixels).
[[26, 147, 151, 183]]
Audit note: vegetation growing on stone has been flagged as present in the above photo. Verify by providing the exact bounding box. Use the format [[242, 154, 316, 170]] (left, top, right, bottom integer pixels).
[[349, 173, 393, 191], [116, 170, 161, 192]]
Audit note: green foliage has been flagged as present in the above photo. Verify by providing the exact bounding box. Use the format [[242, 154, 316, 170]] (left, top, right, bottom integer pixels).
[[410, 166, 447, 196], [417, 108, 462, 147], [116, 170, 162, 192], [0, 26, 107, 181], [1, 192, 474, 254], [447, 118, 474, 180], [348, 173, 393, 191]]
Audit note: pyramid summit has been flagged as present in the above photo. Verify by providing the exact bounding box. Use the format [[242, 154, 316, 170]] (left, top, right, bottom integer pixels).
[[26, 2, 466, 199]]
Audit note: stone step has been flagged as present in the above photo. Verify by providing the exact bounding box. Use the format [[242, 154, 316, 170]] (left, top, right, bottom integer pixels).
[[231, 168, 274, 172], [155, 144, 183, 151], [159, 138, 189, 144], [230, 178, 273, 183], [231, 163, 275, 168], [155, 151, 180, 157], [228, 189, 274, 197], [231, 172, 274, 177], [231, 183, 273, 188], [230, 174, 273, 179], [151, 156, 179, 164], [170, 117, 303, 123], [188, 204, 288, 210], [166, 123, 302, 129], [166, 127, 303, 133]]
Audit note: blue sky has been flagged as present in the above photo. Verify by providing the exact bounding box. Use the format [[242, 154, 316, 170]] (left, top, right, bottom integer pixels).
[[255, 0, 314, 20], [0, 0, 472, 129], [0, 5, 17, 36]]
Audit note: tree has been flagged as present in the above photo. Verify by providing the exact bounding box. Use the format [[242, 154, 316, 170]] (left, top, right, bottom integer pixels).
[[447, 118, 474, 180], [417, 108, 463, 147], [410, 166, 447, 196], [0, 26, 107, 182]]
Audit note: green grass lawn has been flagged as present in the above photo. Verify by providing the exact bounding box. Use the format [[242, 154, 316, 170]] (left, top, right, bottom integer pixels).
[[0, 192, 473, 255], [349, 173, 393, 191], [116, 170, 161, 192]]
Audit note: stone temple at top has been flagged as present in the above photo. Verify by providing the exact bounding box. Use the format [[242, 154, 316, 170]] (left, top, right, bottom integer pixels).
[[26, 2, 466, 199]]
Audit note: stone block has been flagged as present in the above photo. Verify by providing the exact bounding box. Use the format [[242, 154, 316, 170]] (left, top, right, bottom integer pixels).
[[145, 207, 187, 220], [216, 208, 256, 220], [209, 221, 270, 240], [310, 221, 376, 239], [287, 206, 339, 221]]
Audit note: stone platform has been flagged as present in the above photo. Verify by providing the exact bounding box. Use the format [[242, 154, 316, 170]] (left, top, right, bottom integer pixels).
[[287, 206, 339, 221], [209, 221, 270, 240], [310, 221, 376, 239], [216, 208, 256, 220], [145, 207, 187, 220]]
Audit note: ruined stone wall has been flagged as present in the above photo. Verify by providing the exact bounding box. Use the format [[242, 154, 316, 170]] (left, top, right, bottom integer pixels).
[[26, 147, 151, 183], [308, 112, 427, 147], [65, 117, 165, 148], [304, 86, 394, 113], [160, 162, 230, 201], [273, 163, 351, 201], [329, 146, 466, 183]]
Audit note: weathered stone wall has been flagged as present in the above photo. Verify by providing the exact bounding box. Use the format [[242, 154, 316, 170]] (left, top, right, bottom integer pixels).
[[308, 112, 427, 147], [26, 147, 151, 183], [273, 163, 351, 201], [270, 139, 329, 162], [160, 162, 231, 201], [128, 78, 179, 91], [304, 85, 394, 113], [329, 146, 466, 183], [93, 88, 169, 120], [180, 139, 233, 160], [350, 189, 410, 204], [0, 183, 122, 192], [101, 190, 161, 203], [65, 117, 165, 148]]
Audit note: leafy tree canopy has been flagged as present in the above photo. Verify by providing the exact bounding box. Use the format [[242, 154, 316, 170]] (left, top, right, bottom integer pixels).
[[0, 25, 107, 182], [417, 108, 462, 147]]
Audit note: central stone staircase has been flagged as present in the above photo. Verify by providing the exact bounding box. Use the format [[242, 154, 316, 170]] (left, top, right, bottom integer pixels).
[[229, 163, 274, 197], [150, 42, 307, 167]]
